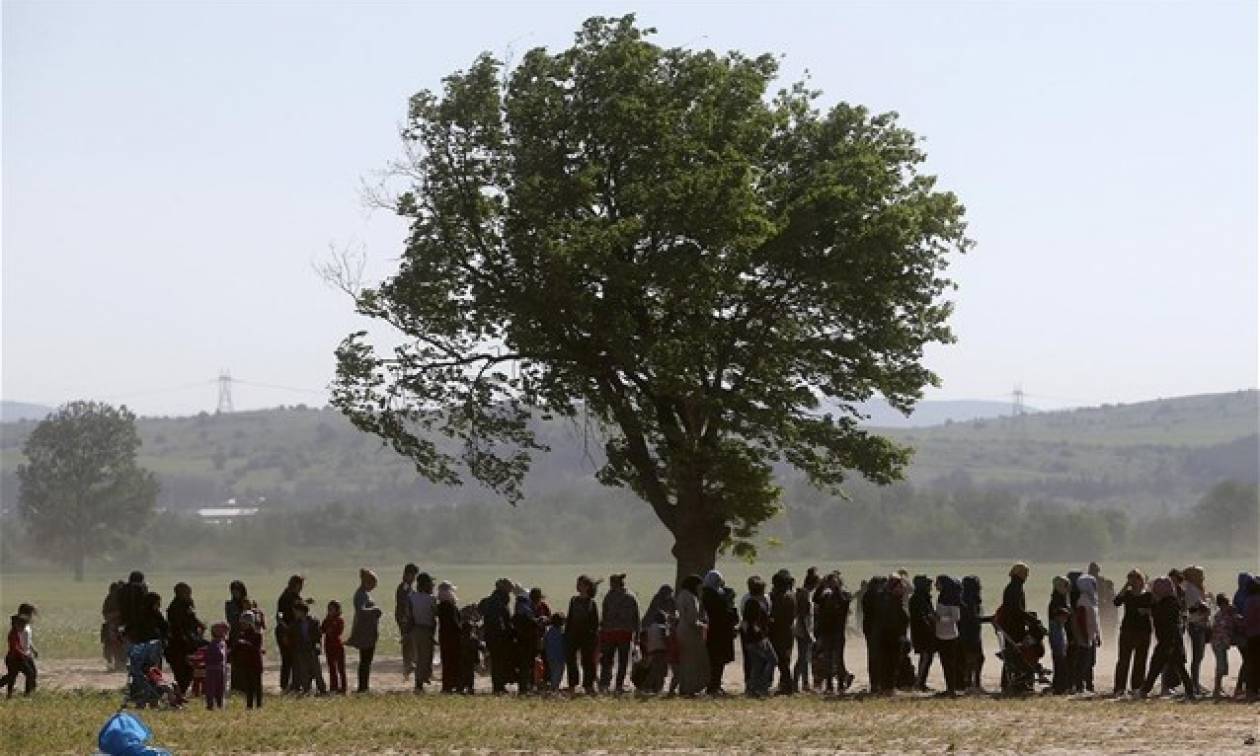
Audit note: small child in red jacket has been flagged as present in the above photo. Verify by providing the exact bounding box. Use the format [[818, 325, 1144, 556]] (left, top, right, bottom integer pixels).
[[321, 600, 346, 694]]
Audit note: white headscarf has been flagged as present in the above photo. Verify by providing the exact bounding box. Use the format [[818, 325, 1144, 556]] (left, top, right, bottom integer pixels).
[[1076, 574, 1099, 608], [703, 570, 725, 591]]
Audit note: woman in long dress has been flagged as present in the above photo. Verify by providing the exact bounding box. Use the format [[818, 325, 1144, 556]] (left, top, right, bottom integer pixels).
[[676, 574, 709, 696]]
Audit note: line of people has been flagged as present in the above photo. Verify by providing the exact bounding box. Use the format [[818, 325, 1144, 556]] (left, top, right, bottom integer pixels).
[[81, 561, 1260, 710]]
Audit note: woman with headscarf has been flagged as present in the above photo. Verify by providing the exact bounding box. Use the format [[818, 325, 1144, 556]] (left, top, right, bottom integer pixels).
[[513, 589, 539, 694], [933, 576, 962, 695], [346, 568, 382, 693], [1138, 576, 1195, 700], [675, 574, 708, 696], [1233, 573, 1255, 698], [225, 580, 251, 693], [959, 575, 985, 692], [1074, 573, 1101, 693], [436, 581, 462, 694], [1113, 568, 1153, 696], [642, 585, 676, 633], [1182, 565, 1209, 696], [701, 570, 737, 695], [564, 575, 600, 694], [165, 582, 204, 698], [1243, 577, 1260, 699], [876, 576, 910, 693], [861, 575, 887, 692], [1047, 575, 1072, 694]]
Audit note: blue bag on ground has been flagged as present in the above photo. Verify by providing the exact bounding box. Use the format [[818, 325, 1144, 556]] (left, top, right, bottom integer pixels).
[[98, 712, 173, 756]]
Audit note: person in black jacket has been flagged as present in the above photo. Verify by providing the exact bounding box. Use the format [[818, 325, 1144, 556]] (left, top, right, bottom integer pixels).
[[436, 582, 463, 694], [119, 571, 149, 644], [701, 570, 737, 696], [165, 583, 205, 696], [875, 576, 910, 694], [999, 562, 1032, 642], [564, 575, 599, 694], [478, 578, 514, 694], [130, 592, 169, 649], [861, 575, 887, 692], [909, 575, 936, 691], [768, 570, 796, 694], [1113, 568, 1153, 696], [1139, 576, 1195, 700], [959, 576, 986, 691], [275, 575, 305, 691]]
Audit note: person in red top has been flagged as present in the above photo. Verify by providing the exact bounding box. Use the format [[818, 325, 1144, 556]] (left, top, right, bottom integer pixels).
[[1, 605, 37, 698], [321, 600, 347, 694]]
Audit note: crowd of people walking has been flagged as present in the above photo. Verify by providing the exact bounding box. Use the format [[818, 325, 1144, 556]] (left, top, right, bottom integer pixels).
[[21, 561, 1260, 708]]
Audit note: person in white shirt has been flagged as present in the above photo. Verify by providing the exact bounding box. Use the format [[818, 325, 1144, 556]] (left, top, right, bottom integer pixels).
[[932, 577, 962, 695]]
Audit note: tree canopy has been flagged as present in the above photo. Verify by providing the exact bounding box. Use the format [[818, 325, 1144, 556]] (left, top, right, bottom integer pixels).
[[333, 15, 970, 580], [17, 401, 158, 580]]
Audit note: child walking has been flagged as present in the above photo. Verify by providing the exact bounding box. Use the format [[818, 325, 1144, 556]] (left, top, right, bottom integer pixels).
[[544, 613, 567, 692], [1, 605, 37, 698], [1211, 593, 1237, 699], [204, 622, 229, 709], [233, 611, 265, 709], [287, 602, 327, 695], [458, 605, 484, 695], [322, 601, 347, 694], [641, 610, 669, 695]]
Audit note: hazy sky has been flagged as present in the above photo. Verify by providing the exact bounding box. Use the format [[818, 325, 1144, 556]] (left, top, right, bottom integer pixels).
[[4, 1, 1256, 417]]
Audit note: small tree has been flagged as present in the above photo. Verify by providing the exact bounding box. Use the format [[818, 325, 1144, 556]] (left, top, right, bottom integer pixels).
[[332, 15, 970, 582], [17, 401, 158, 580]]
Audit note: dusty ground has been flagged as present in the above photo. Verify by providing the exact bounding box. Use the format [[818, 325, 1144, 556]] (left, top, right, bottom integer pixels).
[[32, 641, 1247, 697]]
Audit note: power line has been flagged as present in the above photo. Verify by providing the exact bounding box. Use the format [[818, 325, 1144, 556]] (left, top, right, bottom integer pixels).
[[232, 378, 327, 396]]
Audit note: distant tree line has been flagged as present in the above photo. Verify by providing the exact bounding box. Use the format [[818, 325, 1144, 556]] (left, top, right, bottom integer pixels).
[[3, 475, 1251, 573]]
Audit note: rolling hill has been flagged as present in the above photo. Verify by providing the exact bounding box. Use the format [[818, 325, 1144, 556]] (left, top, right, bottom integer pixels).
[[0, 390, 1254, 518]]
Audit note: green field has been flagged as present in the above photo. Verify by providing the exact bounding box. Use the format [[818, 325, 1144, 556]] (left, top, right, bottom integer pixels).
[[2, 559, 1250, 659]]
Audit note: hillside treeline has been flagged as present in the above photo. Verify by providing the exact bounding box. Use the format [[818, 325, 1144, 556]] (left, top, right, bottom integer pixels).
[[2, 477, 1252, 572]]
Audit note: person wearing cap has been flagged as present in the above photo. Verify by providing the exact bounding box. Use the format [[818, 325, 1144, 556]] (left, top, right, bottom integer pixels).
[[565, 575, 600, 694], [346, 568, 382, 693], [409, 572, 437, 691], [436, 581, 462, 693], [599, 573, 640, 694]]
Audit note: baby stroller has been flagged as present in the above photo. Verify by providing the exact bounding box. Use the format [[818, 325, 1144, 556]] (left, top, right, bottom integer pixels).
[[123, 640, 176, 709], [992, 609, 1050, 695]]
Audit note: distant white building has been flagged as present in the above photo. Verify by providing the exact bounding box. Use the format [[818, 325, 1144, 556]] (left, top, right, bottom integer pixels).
[[197, 496, 264, 524]]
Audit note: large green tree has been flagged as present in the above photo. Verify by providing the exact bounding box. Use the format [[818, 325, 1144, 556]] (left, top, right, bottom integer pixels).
[[17, 401, 158, 580], [333, 16, 970, 581]]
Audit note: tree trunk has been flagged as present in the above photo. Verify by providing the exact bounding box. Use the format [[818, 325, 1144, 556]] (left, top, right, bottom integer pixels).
[[672, 531, 720, 589]]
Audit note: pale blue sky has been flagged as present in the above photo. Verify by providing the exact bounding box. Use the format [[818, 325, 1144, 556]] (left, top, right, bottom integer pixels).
[[3, 1, 1256, 416]]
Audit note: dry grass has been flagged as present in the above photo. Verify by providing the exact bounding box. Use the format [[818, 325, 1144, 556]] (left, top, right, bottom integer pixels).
[[1, 687, 1257, 754]]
